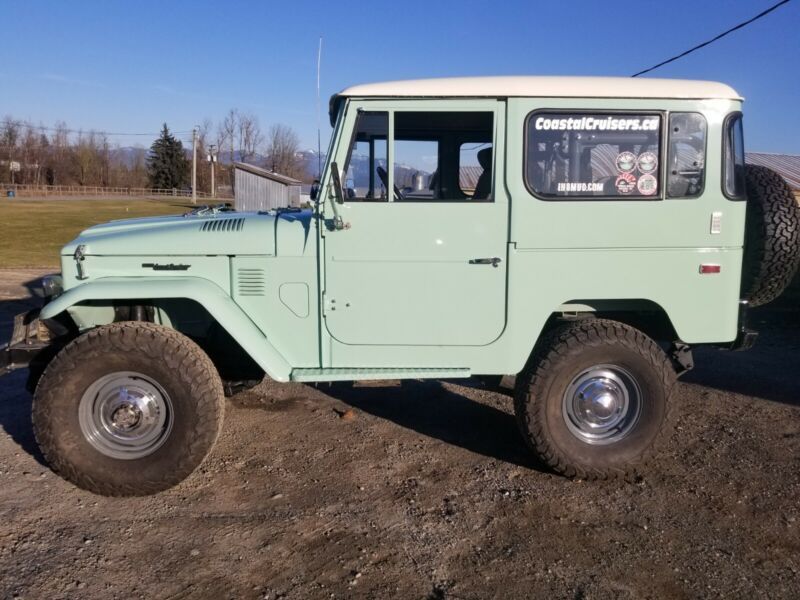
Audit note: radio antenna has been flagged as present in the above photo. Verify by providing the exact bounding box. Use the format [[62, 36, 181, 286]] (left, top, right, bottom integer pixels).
[[316, 36, 323, 177]]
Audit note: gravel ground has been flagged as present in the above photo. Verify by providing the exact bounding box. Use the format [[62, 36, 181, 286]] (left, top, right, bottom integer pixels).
[[0, 269, 798, 599]]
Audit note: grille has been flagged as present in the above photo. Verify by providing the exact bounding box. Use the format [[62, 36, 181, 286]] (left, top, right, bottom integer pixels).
[[199, 218, 245, 232], [237, 268, 265, 296]]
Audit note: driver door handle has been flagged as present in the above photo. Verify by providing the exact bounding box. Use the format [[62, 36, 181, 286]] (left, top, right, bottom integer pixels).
[[469, 257, 502, 267]]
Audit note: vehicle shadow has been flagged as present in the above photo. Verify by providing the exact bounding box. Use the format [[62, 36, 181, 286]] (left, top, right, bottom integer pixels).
[[323, 378, 549, 472], [681, 287, 800, 407], [0, 371, 46, 466], [0, 277, 49, 466]]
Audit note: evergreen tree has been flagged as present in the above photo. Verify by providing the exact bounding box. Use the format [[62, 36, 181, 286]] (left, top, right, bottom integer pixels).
[[147, 123, 188, 189]]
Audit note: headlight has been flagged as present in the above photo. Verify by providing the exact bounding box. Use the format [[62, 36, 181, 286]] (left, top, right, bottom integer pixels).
[[37, 275, 64, 299]]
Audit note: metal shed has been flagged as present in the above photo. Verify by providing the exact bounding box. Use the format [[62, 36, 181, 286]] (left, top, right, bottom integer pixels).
[[234, 162, 302, 211]]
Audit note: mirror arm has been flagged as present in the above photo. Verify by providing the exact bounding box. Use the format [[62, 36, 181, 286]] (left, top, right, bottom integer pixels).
[[327, 162, 346, 230]]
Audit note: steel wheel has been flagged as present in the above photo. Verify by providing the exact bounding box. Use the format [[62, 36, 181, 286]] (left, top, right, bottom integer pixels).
[[78, 371, 173, 460], [562, 364, 642, 445]]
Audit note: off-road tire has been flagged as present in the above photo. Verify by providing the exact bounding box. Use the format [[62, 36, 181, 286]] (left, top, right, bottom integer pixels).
[[32, 322, 225, 496], [514, 319, 676, 480], [741, 164, 800, 307]]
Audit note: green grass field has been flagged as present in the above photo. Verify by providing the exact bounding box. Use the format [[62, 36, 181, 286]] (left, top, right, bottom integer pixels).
[[0, 199, 191, 267]]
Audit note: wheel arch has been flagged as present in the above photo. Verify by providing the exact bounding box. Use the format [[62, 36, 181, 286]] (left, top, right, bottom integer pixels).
[[40, 277, 292, 382], [552, 299, 680, 343]]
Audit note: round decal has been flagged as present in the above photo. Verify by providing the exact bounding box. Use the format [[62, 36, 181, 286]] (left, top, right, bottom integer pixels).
[[637, 151, 658, 174], [615, 172, 637, 195], [615, 151, 637, 173], [637, 173, 658, 195]]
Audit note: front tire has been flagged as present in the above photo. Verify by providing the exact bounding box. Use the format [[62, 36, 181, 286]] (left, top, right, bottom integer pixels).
[[32, 322, 225, 496], [514, 319, 676, 480]]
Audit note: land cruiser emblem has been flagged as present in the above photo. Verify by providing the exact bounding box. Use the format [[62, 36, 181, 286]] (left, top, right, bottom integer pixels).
[[141, 263, 191, 271], [637, 151, 658, 174], [615, 151, 637, 173]]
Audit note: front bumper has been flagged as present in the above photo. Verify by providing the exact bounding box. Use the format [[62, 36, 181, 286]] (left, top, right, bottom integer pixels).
[[0, 310, 53, 376]]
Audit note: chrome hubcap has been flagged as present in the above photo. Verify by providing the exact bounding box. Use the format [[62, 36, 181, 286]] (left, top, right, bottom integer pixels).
[[563, 365, 641, 445], [78, 372, 173, 460]]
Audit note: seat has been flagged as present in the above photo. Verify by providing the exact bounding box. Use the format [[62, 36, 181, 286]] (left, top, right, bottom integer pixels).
[[472, 147, 492, 200]]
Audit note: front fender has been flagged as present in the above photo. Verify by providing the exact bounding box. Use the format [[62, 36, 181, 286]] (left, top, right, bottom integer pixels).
[[40, 277, 292, 382]]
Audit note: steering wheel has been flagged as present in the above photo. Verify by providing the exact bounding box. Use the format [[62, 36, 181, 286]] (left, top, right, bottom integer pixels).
[[376, 166, 403, 201]]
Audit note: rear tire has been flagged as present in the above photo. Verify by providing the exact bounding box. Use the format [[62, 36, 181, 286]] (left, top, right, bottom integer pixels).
[[741, 164, 800, 307], [514, 319, 676, 480], [32, 322, 225, 496]]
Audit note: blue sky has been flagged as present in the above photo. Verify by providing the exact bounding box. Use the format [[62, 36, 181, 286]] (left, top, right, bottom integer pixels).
[[1, 0, 798, 153]]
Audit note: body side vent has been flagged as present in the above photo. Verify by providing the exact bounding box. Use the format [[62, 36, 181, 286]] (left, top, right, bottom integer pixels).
[[200, 217, 246, 232], [237, 268, 265, 297]]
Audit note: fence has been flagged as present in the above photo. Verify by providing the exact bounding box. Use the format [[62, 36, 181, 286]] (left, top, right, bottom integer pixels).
[[1, 184, 233, 200]]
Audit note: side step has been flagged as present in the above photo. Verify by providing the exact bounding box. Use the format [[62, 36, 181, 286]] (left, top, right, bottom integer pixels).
[[290, 367, 471, 383]]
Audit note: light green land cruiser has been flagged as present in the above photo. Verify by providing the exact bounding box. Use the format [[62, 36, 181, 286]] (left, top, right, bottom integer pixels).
[[3, 77, 799, 496]]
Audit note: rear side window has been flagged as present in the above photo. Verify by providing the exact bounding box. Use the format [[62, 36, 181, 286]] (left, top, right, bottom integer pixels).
[[525, 112, 662, 199], [667, 112, 707, 198], [723, 113, 746, 199]]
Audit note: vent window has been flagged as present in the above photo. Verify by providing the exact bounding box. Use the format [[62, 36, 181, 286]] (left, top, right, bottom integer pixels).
[[667, 112, 707, 198]]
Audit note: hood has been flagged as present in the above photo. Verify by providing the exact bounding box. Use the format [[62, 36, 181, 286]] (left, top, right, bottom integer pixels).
[[62, 209, 313, 258]]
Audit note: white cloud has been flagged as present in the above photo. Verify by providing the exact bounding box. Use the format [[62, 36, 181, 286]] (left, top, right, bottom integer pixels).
[[40, 73, 106, 89]]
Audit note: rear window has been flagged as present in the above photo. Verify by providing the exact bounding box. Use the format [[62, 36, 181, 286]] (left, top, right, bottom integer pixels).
[[525, 112, 662, 199], [723, 112, 746, 199]]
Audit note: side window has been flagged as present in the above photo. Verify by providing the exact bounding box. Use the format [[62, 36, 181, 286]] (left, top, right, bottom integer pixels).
[[394, 140, 439, 200], [723, 113, 746, 199], [343, 111, 388, 201], [392, 111, 494, 202], [667, 113, 707, 198], [525, 112, 662, 199]]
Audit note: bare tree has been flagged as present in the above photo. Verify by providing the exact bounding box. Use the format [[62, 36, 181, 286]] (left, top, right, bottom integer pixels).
[[220, 109, 238, 187], [195, 118, 213, 193], [73, 130, 99, 186], [20, 125, 44, 184], [1, 117, 20, 182], [237, 112, 263, 165], [99, 133, 111, 186], [265, 124, 303, 179], [50, 121, 70, 184]]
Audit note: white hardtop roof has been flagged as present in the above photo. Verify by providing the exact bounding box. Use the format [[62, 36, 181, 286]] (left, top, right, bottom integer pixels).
[[336, 76, 741, 100]]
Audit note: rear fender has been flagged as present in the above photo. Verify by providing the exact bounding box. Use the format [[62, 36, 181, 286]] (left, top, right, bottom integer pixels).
[[39, 277, 292, 382]]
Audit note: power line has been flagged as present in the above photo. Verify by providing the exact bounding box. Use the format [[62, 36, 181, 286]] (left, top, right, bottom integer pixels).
[[632, 0, 792, 77], [0, 119, 193, 137]]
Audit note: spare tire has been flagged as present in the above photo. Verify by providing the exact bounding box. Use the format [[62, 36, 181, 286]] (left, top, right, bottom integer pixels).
[[741, 164, 800, 307]]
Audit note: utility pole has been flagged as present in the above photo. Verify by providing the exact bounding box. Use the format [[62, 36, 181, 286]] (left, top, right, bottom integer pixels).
[[207, 144, 217, 198], [191, 127, 198, 204]]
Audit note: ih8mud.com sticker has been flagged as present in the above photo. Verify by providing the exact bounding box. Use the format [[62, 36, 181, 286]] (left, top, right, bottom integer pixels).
[[557, 182, 604, 192]]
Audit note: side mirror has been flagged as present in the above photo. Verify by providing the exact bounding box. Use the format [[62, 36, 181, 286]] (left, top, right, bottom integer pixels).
[[310, 180, 320, 201]]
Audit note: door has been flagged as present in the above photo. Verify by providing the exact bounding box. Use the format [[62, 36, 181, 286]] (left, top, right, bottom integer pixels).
[[322, 100, 509, 347]]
